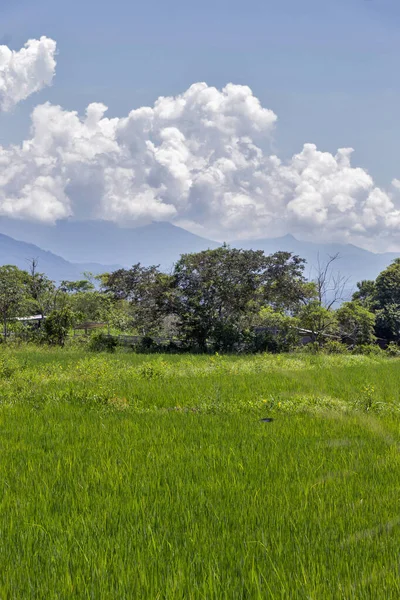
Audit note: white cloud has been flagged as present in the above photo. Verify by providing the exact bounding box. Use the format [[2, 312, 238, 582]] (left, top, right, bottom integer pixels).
[[0, 36, 56, 111], [0, 73, 400, 249]]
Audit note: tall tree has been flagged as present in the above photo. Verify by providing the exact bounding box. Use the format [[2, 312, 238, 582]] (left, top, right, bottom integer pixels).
[[352, 280, 377, 309], [370, 259, 400, 342], [0, 265, 28, 340], [25, 258, 56, 319], [311, 253, 349, 309], [173, 246, 307, 351], [101, 264, 173, 335]]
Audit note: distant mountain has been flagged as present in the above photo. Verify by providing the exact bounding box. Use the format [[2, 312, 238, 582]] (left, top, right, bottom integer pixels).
[[0, 219, 219, 269], [0, 232, 120, 282], [232, 234, 400, 297], [0, 218, 399, 297]]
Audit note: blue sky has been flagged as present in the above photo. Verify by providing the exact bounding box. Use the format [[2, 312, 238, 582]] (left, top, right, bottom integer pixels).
[[1, 0, 399, 183], [0, 0, 399, 248]]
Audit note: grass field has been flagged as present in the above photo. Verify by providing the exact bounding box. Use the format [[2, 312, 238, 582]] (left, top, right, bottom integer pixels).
[[0, 347, 400, 598]]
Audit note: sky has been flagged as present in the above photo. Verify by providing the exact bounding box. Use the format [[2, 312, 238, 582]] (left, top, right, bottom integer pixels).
[[0, 0, 400, 250]]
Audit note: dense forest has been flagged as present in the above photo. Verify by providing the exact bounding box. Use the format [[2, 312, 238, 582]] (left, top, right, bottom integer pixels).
[[1, 245, 400, 354]]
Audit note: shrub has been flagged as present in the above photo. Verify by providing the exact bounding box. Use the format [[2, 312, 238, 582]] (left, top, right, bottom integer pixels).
[[386, 341, 400, 357], [352, 344, 384, 356], [88, 332, 118, 353], [43, 308, 75, 346], [298, 342, 320, 354], [323, 340, 348, 354]]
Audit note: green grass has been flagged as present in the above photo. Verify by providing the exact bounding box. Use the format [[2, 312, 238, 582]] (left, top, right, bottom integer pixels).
[[0, 347, 400, 598]]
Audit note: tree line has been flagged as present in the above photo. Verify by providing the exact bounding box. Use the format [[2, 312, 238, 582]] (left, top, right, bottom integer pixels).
[[1, 246, 400, 353]]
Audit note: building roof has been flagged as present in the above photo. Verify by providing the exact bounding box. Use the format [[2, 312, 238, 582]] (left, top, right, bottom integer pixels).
[[13, 315, 45, 322]]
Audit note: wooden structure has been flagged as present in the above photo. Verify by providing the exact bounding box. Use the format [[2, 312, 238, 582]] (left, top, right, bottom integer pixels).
[[73, 322, 109, 335]]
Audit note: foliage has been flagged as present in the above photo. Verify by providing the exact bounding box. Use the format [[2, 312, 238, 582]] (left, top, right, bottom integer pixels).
[[69, 290, 112, 323], [43, 307, 75, 346], [351, 344, 384, 356], [386, 341, 400, 357], [323, 340, 348, 354], [253, 306, 300, 352], [0, 265, 29, 339], [173, 245, 307, 351], [101, 264, 173, 335], [336, 301, 376, 346], [297, 300, 339, 345], [3, 247, 400, 353], [370, 259, 400, 342], [88, 332, 118, 353], [352, 279, 377, 308]]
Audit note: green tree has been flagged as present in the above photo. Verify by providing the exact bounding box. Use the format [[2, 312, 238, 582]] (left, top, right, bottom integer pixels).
[[101, 264, 173, 335], [25, 259, 56, 319], [60, 279, 95, 294], [173, 246, 307, 351], [0, 265, 28, 340], [297, 300, 339, 345], [352, 280, 376, 309], [69, 291, 112, 323], [43, 307, 75, 346], [254, 306, 300, 352], [336, 301, 376, 346], [370, 259, 400, 342], [375, 259, 400, 306]]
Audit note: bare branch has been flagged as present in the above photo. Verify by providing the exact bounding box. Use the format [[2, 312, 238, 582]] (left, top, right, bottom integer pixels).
[[311, 253, 351, 309]]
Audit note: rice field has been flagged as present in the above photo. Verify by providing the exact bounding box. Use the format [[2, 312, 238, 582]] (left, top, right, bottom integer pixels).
[[0, 347, 399, 598]]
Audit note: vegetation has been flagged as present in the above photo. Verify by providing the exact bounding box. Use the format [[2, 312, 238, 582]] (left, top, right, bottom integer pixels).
[[0, 347, 399, 597], [1, 246, 400, 355]]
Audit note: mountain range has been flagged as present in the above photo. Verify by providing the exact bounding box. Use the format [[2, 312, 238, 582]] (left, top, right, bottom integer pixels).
[[0, 231, 121, 282], [0, 218, 398, 296]]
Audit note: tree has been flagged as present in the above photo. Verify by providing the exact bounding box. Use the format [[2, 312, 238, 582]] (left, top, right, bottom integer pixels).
[[69, 290, 112, 323], [254, 307, 300, 353], [0, 265, 28, 340], [336, 301, 376, 346], [43, 307, 75, 346], [352, 280, 376, 309], [173, 246, 307, 351], [60, 279, 95, 293], [101, 264, 173, 335], [375, 259, 400, 306], [310, 253, 350, 309], [370, 259, 400, 342], [263, 251, 311, 311], [25, 258, 56, 319], [297, 300, 339, 345]]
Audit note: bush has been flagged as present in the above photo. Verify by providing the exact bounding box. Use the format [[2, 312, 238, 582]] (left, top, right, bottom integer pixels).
[[386, 342, 400, 357], [88, 333, 118, 353], [323, 340, 348, 354], [43, 308, 75, 346], [298, 342, 320, 354], [352, 344, 384, 356]]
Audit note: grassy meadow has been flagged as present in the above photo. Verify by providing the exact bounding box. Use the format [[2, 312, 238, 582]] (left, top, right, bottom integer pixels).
[[0, 347, 400, 598]]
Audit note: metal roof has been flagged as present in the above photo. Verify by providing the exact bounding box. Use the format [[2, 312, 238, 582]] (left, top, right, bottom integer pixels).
[[13, 315, 45, 322]]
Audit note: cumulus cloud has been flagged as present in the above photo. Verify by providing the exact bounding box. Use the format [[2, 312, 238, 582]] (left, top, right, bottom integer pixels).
[[0, 75, 400, 248], [0, 36, 56, 111]]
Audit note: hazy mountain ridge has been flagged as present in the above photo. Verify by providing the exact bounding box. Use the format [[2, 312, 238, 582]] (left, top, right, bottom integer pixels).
[[232, 233, 400, 292], [0, 219, 219, 268], [0, 232, 120, 282], [0, 220, 398, 294]]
